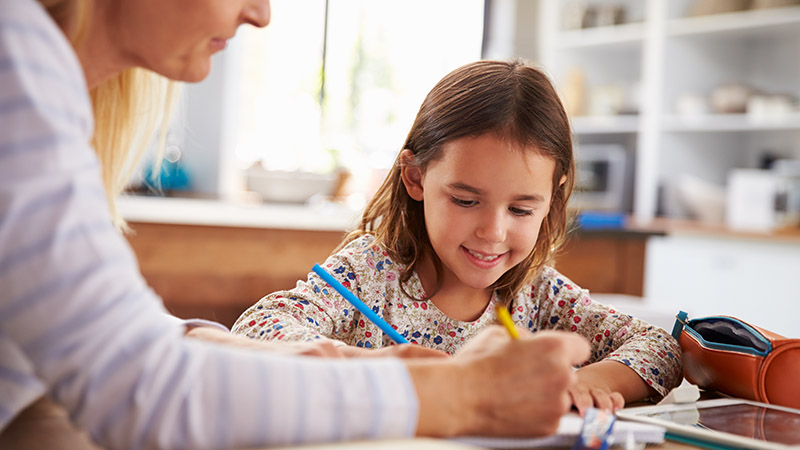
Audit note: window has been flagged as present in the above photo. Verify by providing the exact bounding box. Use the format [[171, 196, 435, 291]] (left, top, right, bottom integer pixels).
[[234, 0, 485, 199]]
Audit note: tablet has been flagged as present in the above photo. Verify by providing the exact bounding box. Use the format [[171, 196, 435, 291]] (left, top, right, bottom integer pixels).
[[616, 398, 800, 450]]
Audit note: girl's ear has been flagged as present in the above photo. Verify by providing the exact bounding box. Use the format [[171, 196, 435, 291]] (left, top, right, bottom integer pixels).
[[548, 175, 569, 212], [400, 149, 425, 201]]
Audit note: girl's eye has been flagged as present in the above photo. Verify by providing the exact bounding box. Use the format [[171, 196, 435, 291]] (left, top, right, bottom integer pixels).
[[509, 207, 533, 217], [451, 197, 477, 208]]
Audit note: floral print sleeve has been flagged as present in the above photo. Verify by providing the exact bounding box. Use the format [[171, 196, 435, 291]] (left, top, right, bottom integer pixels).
[[231, 237, 376, 343], [516, 266, 683, 397]]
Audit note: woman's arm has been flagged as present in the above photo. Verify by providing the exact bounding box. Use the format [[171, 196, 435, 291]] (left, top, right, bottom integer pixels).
[[0, 4, 424, 446]]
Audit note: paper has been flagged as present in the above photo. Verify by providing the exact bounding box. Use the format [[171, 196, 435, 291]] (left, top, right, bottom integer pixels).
[[657, 381, 700, 405], [452, 413, 665, 449]]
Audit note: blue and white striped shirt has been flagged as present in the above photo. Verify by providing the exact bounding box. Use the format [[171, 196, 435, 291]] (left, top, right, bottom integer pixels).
[[0, 1, 418, 448]]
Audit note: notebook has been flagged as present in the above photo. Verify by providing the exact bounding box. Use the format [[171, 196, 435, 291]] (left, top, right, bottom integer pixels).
[[452, 413, 665, 449]]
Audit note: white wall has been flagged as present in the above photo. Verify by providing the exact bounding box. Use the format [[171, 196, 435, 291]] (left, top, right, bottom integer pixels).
[[483, 0, 542, 62], [179, 41, 242, 197], [645, 234, 800, 338]]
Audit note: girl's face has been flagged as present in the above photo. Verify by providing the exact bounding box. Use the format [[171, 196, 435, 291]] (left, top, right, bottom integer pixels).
[[402, 133, 557, 294], [112, 0, 270, 82]]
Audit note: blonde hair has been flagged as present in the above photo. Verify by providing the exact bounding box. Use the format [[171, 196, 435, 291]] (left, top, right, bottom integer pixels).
[[91, 72, 177, 229], [342, 60, 575, 304], [41, 0, 179, 230]]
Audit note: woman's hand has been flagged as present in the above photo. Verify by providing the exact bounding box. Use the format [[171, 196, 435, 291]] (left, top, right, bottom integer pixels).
[[407, 327, 591, 438], [185, 326, 346, 357], [569, 360, 656, 415], [338, 343, 450, 359]]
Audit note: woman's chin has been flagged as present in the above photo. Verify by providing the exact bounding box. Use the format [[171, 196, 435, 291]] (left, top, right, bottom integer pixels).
[[155, 60, 212, 83], [178, 64, 212, 83]]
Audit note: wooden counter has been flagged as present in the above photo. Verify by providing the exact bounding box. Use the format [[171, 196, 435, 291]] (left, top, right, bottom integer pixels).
[[556, 229, 654, 297], [125, 221, 655, 328], [126, 222, 346, 327]]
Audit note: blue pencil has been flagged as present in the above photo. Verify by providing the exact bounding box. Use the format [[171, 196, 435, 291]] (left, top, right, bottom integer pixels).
[[312, 263, 409, 344]]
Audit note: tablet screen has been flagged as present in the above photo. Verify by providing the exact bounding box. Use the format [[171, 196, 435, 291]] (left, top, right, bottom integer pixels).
[[642, 403, 800, 446]]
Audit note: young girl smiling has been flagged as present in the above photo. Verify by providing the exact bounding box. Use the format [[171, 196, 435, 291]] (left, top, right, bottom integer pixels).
[[234, 60, 682, 413]]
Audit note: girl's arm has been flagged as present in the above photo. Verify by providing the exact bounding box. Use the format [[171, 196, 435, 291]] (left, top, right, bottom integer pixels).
[[231, 242, 448, 358], [232, 248, 364, 343], [531, 268, 682, 411], [190, 326, 447, 359], [186, 326, 347, 356]]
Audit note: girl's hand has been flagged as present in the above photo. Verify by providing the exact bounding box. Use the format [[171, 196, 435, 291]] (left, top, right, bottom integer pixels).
[[570, 360, 656, 416], [567, 380, 625, 416], [339, 343, 450, 359]]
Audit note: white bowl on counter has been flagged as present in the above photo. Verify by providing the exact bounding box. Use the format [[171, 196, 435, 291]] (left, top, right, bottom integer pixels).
[[246, 168, 338, 204]]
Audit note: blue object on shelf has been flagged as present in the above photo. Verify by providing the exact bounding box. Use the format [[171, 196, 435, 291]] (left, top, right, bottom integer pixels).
[[577, 211, 626, 230], [144, 158, 190, 192]]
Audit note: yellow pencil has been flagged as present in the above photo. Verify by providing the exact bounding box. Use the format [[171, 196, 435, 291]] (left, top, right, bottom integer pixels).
[[494, 304, 519, 339]]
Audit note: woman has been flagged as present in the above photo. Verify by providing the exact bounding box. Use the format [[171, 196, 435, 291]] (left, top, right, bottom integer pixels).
[[0, 0, 590, 448]]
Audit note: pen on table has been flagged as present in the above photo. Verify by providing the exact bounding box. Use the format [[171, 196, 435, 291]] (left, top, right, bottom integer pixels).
[[494, 303, 520, 339], [312, 263, 410, 344]]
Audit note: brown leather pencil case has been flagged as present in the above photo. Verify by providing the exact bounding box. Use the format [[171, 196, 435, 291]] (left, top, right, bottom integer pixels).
[[672, 311, 800, 409]]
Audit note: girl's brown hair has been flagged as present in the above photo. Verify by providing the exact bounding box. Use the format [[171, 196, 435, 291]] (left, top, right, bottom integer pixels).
[[342, 60, 575, 303]]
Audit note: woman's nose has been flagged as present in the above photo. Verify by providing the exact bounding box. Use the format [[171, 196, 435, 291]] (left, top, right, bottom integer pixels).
[[244, 0, 271, 28], [476, 210, 506, 243]]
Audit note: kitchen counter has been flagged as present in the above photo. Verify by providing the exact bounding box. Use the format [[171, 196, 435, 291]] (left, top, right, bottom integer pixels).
[[636, 217, 800, 244], [574, 214, 800, 243], [120, 195, 800, 241], [117, 195, 362, 231]]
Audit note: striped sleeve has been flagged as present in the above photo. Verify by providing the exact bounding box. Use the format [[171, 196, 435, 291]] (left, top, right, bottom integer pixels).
[[0, 1, 418, 449]]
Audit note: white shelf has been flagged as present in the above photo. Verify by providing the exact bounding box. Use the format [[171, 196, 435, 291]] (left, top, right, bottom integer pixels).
[[571, 115, 640, 134], [667, 6, 800, 38], [662, 113, 800, 132], [556, 22, 646, 49], [540, 0, 800, 222]]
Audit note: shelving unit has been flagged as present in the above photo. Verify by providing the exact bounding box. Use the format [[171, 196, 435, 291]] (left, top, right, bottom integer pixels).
[[571, 115, 641, 134], [662, 113, 800, 132], [539, 0, 800, 222], [556, 21, 647, 48], [537, 0, 800, 336], [666, 4, 800, 36]]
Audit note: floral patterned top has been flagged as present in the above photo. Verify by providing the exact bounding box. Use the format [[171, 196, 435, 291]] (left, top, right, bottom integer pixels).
[[233, 235, 683, 397]]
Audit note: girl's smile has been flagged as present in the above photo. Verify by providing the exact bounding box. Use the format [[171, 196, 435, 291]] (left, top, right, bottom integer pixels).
[[462, 246, 507, 268]]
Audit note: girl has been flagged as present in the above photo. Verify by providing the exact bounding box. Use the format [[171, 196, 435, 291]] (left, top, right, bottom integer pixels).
[[233, 60, 682, 413]]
